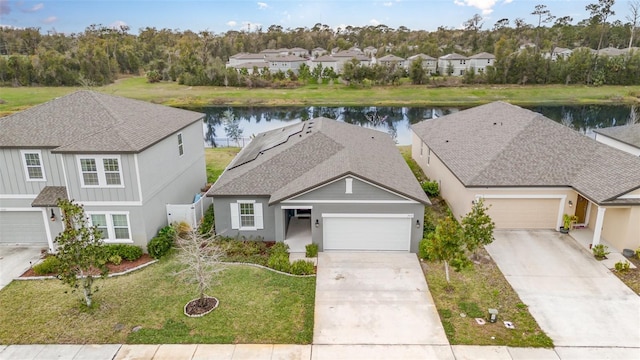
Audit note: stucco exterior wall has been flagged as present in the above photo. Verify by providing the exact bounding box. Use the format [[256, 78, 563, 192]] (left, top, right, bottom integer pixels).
[[601, 207, 640, 251]]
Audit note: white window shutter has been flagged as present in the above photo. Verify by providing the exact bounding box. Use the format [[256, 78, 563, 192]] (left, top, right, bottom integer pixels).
[[254, 203, 264, 229], [230, 203, 239, 229]]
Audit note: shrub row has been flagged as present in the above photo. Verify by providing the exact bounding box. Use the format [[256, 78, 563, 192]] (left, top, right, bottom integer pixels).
[[32, 256, 62, 275], [104, 244, 143, 262]]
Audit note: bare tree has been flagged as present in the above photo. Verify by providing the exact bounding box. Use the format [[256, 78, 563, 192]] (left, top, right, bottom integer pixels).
[[586, 0, 616, 52], [628, 0, 640, 49], [174, 226, 226, 312], [532, 4, 556, 50]]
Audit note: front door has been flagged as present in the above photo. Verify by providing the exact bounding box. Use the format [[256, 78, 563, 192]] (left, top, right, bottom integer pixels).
[[575, 195, 589, 224]]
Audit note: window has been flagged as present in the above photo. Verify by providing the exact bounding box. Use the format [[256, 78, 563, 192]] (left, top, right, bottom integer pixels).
[[21, 150, 46, 181], [88, 212, 131, 242], [345, 178, 353, 194], [230, 201, 263, 230], [177, 133, 184, 156], [77, 155, 122, 187]]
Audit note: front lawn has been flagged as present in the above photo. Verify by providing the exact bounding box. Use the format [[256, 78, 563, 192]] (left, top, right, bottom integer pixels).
[[0, 256, 315, 344]]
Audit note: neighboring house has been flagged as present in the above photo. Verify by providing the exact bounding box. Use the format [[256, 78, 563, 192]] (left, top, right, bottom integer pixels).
[[267, 55, 307, 74], [311, 51, 371, 74], [598, 47, 626, 57], [377, 54, 406, 68], [549, 47, 573, 61], [289, 47, 309, 57], [407, 54, 437, 74], [0, 91, 206, 251], [468, 52, 495, 73], [311, 55, 339, 74], [363, 46, 378, 57], [208, 118, 430, 252], [311, 47, 327, 58], [594, 123, 640, 156], [437, 53, 468, 76], [227, 53, 265, 66], [411, 102, 640, 252]]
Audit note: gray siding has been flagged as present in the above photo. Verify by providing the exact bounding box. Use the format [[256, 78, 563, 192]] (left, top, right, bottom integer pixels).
[[82, 205, 149, 249], [63, 153, 139, 202], [0, 149, 65, 195], [292, 176, 408, 201], [275, 202, 425, 253], [213, 196, 276, 240]]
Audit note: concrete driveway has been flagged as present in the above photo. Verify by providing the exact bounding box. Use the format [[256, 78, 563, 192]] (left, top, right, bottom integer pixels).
[[486, 230, 640, 348], [313, 252, 448, 345], [0, 246, 44, 290]]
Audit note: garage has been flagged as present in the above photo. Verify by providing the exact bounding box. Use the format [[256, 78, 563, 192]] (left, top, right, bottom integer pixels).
[[322, 214, 412, 251], [484, 198, 562, 229], [0, 211, 48, 245]]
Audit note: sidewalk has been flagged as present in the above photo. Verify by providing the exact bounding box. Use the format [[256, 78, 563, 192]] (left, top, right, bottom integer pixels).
[[1, 344, 639, 360]]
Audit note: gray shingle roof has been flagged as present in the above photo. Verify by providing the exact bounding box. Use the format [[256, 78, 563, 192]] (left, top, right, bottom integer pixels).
[[378, 54, 406, 62], [594, 124, 640, 149], [469, 52, 495, 59], [411, 102, 640, 205], [0, 91, 204, 153], [31, 186, 68, 207], [439, 53, 468, 60], [209, 118, 430, 205]]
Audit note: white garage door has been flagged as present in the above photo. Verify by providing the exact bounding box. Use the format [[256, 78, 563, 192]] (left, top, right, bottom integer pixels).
[[0, 211, 47, 245], [484, 198, 561, 229], [323, 214, 412, 251]]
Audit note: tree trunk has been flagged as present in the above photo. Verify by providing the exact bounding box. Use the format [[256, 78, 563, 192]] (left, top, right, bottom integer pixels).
[[444, 260, 450, 283]]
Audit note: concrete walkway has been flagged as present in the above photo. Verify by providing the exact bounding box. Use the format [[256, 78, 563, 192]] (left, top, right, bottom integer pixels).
[[2, 344, 640, 359], [486, 230, 640, 348], [0, 245, 44, 290], [313, 252, 448, 345]]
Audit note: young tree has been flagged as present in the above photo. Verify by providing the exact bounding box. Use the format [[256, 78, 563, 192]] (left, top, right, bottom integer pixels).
[[409, 58, 427, 85], [628, 0, 640, 49], [54, 199, 108, 308], [222, 109, 243, 145], [423, 216, 466, 283], [174, 226, 226, 313], [461, 198, 496, 260]]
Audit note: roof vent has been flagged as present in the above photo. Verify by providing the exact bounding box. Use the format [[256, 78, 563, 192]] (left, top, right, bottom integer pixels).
[[493, 122, 497, 125], [445, 140, 449, 143]]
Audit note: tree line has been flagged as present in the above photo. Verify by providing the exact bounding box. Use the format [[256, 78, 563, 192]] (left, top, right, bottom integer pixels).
[[0, 0, 638, 87]]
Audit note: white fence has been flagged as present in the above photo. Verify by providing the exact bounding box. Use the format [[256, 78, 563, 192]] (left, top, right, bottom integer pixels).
[[166, 194, 213, 229], [207, 137, 252, 148]]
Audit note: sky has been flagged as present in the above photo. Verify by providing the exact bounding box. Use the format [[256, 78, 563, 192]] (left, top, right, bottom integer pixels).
[[0, 0, 631, 35]]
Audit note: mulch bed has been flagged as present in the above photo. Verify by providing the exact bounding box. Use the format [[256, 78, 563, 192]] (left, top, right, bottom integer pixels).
[[20, 254, 155, 278], [613, 255, 640, 295], [184, 297, 218, 316]]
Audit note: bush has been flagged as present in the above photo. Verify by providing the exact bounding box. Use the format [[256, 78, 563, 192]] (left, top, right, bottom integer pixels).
[[270, 242, 290, 256], [104, 244, 143, 261], [615, 260, 630, 272], [108, 254, 122, 265], [418, 238, 430, 260], [33, 256, 62, 275], [148, 226, 176, 259], [421, 180, 440, 197], [592, 244, 610, 259], [305, 243, 318, 258], [290, 260, 315, 275], [267, 252, 290, 273], [199, 204, 215, 234]]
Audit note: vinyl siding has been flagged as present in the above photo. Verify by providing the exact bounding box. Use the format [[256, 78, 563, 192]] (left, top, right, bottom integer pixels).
[[63, 153, 139, 202], [213, 196, 275, 240], [0, 149, 65, 195], [291, 176, 408, 201]]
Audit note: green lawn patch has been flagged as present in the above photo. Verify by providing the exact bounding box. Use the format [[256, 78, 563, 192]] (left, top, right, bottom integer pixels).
[[421, 249, 553, 347], [0, 256, 315, 344], [205, 147, 240, 183]]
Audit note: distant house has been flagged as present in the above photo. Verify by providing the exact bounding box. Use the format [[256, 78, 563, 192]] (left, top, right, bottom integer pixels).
[[289, 47, 309, 57], [0, 91, 206, 251], [311, 51, 371, 74], [312, 47, 327, 58], [267, 55, 308, 74], [208, 118, 429, 252], [468, 52, 495, 73], [549, 47, 573, 61], [411, 102, 640, 252], [377, 54, 406, 68], [260, 48, 287, 56], [311, 55, 339, 74], [363, 46, 378, 57], [407, 54, 437, 74], [598, 47, 626, 57], [437, 53, 468, 76], [594, 124, 640, 156]]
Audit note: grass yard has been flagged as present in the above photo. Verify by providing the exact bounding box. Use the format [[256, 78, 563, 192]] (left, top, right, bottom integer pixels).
[[205, 147, 241, 183], [422, 251, 553, 347], [0, 257, 315, 344], [1, 76, 638, 116]]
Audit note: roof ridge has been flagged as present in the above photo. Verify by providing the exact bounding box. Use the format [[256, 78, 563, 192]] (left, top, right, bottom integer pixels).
[[87, 91, 139, 151]]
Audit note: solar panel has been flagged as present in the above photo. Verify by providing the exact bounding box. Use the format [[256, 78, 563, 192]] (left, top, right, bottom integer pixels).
[[229, 122, 305, 169]]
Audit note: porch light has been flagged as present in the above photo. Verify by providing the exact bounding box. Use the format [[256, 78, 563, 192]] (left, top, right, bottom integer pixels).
[[416, 219, 421, 228], [50, 209, 56, 222], [315, 219, 319, 228], [568, 200, 573, 207]]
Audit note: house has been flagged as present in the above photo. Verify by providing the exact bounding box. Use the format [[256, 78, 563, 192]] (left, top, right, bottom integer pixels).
[[594, 123, 640, 156], [227, 53, 265, 66], [0, 91, 206, 251], [468, 52, 495, 73], [267, 55, 307, 74], [363, 46, 378, 57], [407, 54, 437, 74], [311, 47, 327, 58], [311, 55, 339, 74], [437, 53, 468, 76], [411, 102, 640, 252], [288, 47, 309, 57], [376, 54, 406, 68], [311, 51, 371, 74], [549, 47, 573, 61], [207, 118, 430, 252]]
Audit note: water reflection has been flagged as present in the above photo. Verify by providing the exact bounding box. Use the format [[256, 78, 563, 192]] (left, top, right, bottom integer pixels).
[[195, 105, 636, 147]]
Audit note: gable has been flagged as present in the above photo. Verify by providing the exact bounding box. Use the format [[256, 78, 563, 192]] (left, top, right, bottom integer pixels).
[[285, 176, 415, 203]]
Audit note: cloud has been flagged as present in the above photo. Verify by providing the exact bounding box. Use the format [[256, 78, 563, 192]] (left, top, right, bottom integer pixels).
[[257, 2, 268, 10], [503, 0, 512, 3], [42, 16, 57, 24], [369, 18, 380, 26], [25, 3, 43, 12], [226, 20, 237, 27], [454, 0, 498, 15], [0, 0, 10, 15], [109, 20, 128, 30], [383, 2, 392, 6]]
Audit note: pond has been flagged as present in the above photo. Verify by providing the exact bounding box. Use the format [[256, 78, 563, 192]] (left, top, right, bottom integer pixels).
[[197, 105, 639, 147]]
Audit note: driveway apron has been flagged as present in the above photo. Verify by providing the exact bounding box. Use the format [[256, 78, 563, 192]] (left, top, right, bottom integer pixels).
[[313, 252, 448, 345], [0, 245, 44, 290], [486, 230, 640, 348]]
